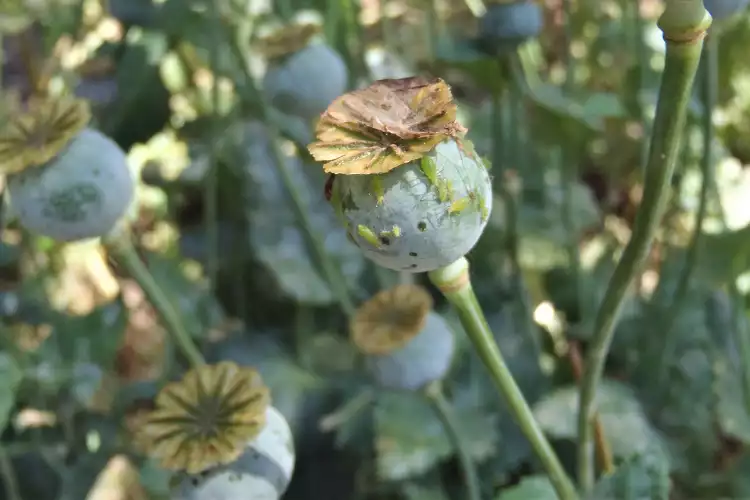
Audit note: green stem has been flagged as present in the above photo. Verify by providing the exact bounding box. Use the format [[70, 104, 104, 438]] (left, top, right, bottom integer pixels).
[[205, 7, 222, 297], [319, 388, 375, 432], [576, 2, 710, 491], [0, 445, 20, 500], [227, 28, 356, 317], [424, 381, 482, 500], [104, 230, 205, 368], [429, 258, 579, 500], [657, 30, 717, 384]]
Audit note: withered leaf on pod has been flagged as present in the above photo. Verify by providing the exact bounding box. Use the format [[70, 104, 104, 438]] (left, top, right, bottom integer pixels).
[[307, 76, 467, 175], [257, 22, 322, 61]]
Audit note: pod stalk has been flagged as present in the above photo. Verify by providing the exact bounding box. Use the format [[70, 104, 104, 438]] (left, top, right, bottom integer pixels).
[[576, 0, 710, 491], [429, 257, 579, 500]]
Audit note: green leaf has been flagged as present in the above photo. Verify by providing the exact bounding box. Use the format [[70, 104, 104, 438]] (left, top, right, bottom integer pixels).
[[402, 480, 451, 500], [532, 380, 669, 462], [590, 452, 671, 500], [495, 475, 556, 500], [374, 390, 498, 481], [0, 353, 22, 432], [139, 459, 172, 498]]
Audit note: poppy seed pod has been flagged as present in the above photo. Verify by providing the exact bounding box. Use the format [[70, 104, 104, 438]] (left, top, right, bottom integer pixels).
[[479, 1, 543, 52], [261, 22, 348, 122], [7, 127, 134, 242], [351, 285, 456, 391], [703, 0, 748, 21], [308, 77, 492, 274], [172, 406, 296, 500]]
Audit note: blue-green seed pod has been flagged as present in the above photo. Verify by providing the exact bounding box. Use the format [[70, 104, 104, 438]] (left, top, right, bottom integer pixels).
[[263, 42, 348, 122], [8, 128, 135, 242], [172, 406, 295, 500], [332, 138, 492, 273], [367, 311, 455, 391], [479, 1, 543, 52], [703, 0, 748, 21]]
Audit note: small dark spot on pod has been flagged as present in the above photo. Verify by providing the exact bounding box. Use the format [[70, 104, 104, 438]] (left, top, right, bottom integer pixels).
[[417, 221, 427, 232], [379, 236, 390, 245], [409, 252, 418, 257]]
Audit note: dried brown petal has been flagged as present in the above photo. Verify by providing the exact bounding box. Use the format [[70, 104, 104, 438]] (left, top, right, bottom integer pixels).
[[351, 284, 433, 355], [307, 76, 466, 175]]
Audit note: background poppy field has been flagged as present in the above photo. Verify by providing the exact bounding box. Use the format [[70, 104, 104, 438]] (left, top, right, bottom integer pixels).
[[2, 0, 750, 499]]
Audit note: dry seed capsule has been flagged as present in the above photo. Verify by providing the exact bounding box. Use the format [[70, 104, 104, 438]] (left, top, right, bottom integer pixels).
[[478, 0, 543, 53], [172, 406, 296, 500], [351, 284, 455, 391], [0, 97, 134, 242], [260, 21, 348, 122], [308, 76, 492, 274]]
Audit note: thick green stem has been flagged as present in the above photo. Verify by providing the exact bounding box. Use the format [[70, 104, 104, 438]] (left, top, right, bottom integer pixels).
[[205, 7, 222, 297], [424, 381, 482, 500], [105, 231, 205, 369], [429, 258, 579, 500], [576, 2, 710, 491], [657, 31, 717, 384]]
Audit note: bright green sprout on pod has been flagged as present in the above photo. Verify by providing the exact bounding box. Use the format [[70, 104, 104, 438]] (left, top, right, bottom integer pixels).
[[478, 0, 543, 54], [0, 95, 135, 242], [308, 77, 492, 273], [351, 284, 456, 391], [260, 20, 348, 122], [137, 362, 296, 499]]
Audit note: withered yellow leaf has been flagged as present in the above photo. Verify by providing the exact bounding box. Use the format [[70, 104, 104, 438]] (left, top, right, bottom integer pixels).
[[307, 76, 466, 175]]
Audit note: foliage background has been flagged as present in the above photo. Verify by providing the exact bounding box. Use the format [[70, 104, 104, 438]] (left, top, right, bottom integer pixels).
[[2, 0, 750, 498]]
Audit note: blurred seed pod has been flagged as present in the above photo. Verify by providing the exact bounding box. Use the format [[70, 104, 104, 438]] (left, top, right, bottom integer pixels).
[[0, 96, 135, 242], [351, 284, 456, 391], [478, 0, 543, 54], [308, 76, 491, 273], [171, 405, 296, 500], [259, 19, 348, 122], [703, 0, 749, 22], [138, 361, 271, 475]]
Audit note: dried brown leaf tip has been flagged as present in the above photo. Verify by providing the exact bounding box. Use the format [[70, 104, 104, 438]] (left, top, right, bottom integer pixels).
[[137, 361, 270, 475], [257, 22, 322, 61], [351, 284, 433, 355], [0, 95, 90, 175], [307, 76, 467, 175]]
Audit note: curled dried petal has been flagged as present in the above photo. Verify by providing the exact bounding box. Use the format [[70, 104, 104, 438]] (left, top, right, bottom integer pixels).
[[308, 76, 466, 175]]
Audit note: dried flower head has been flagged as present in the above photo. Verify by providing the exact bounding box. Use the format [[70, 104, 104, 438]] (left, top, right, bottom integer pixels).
[[307, 76, 466, 175], [257, 21, 322, 61], [137, 362, 271, 475], [0, 95, 90, 175], [351, 284, 434, 355]]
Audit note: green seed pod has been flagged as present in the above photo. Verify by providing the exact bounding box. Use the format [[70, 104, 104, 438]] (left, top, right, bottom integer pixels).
[[333, 138, 492, 273], [172, 406, 296, 500], [704, 0, 748, 21], [8, 127, 134, 242], [478, 0, 543, 54], [261, 21, 348, 122], [351, 284, 455, 391]]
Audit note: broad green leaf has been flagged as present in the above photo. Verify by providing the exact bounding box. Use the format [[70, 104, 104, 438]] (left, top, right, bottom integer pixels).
[[590, 452, 671, 500], [0, 353, 22, 432], [374, 390, 498, 481], [402, 480, 451, 500], [495, 475, 556, 500], [139, 459, 172, 498], [532, 380, 669, 462]]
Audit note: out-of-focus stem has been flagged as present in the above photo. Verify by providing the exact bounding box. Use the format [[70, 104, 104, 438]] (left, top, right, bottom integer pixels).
[[104, 230, 205, 369], [424, 381, 482, 500], [429, 258, 579, 500], [576, 1, 711, 491]]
